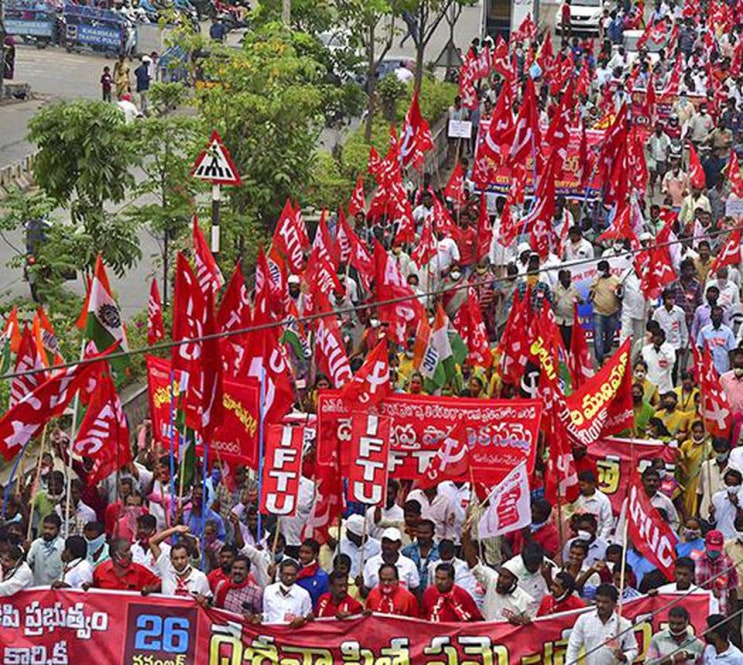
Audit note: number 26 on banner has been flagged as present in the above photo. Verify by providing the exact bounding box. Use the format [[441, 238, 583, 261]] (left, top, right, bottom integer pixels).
[[134, 615, 190, 653]]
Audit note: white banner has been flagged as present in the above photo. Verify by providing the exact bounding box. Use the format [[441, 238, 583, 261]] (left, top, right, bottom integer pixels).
[[478, 461, 531, 539]]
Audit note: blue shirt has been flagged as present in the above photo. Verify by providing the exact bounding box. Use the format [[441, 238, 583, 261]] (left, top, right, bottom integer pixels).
[[184, 507, 226, 541], [296, 567, 329, 608], [402, 541, 440, 590], [676, 537, 705, 559], [626, 549, 657, 588], [697, 323, 736, 375]]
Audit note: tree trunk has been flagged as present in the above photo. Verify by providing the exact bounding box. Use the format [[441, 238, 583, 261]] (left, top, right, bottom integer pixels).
[[414, 4, 426, 94], [363, 24, 376, 144]]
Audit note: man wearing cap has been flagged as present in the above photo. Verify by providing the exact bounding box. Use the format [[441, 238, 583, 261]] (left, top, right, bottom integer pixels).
[[695, 530, 739, 616], [337, 514, 380, 579], [462, 522, 537, 623], [360, 528, 419, 596]]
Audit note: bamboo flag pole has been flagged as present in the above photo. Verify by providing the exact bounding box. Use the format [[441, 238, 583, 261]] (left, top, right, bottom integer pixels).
[[25, 424, 49, 542]]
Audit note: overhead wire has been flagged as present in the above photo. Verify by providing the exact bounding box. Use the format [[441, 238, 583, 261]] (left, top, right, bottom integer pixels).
[[0, 220, 741, 382]]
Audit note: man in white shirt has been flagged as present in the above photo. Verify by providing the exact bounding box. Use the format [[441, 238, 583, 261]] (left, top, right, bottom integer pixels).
[[462, 526, 537, 623], [642, 467, 681, 531], [702, 614, 743, 664], [707, 267, 741, 311], [340, 514, 381, 579], [563, 226, 594, 262], [0, 546, 34, 597], [655, 555, 719, 613], [652, 290, 689, 357], [131, 514, 170, 572], [641, 329, 676, 394], [263, 559, 313, 626], [504, 543, 557, 607], [709, 468, 743, 539], [151, 525, 211, 599], [572, 470, 614, 541], [280, 476, 314, 554], [426, 538, 479, 604], [434, 233, 461, 277], [56, 479, 96, 537], [566, 584, 638, 664], [406, 486, 457, 542], [365, 480, 404, 540], [26, 513, 64, 585], [53, 536, 94, 589], [361, 528, 420, 593]]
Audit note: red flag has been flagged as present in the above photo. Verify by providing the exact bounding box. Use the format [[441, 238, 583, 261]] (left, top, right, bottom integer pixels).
[[9, 325, 48, 409], [171, 252, 206, 380], [314, 293, 353, 388], [626, 476, 677, 579], [499, 289, 532, 384], [544, 82, 574, 166], [312, 209, 339, 268], [688, 142, 706, 189], [147, 279, 166, 347], [33, 308, 63, 367], [636, 18, 670, 50], [443, 162, 465, 204], [661, 53, 683, 97], [727, 151, 743, 198], [699, 342, 733, 437], [480, 84, 515, 165], [710, 229, 742, 274], [199, 291, 224, 440], [305, 245, 343, 298], [596, 105, 628, 183], [518, 153, 558, 258], [636, 222, 676, 299], [492, 36, 513, 79], [348, 177, 366, 217], [347, 412, 391, 504], [340, 339, 391, 408], [260, 425, 304, 515], [217, 263, 252, 378], [73, 371, 131, 485], [192, 216, 224, 294], [254, 248, 284, 320], [574, 65, 591, 97], [367, 147, 382, 180], [417, 421, 471, 489], [271, 199, 308, 274], [598, 203, 636, 244], [411, 216, 438, 267], [506, 77, 540, 165], [0, 346, 112, 461], [373, 240, 426, 344], [400, 89, 433, 169], [452, 288, 492, 367], [475, 195, 493, 263], [336, 210, 374, 290], [301, 461, 344, 545], [569, 306, 594, 389]]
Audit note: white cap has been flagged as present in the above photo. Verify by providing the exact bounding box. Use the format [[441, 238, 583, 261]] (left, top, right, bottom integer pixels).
[[639, 232, 653, 242], [517, 242, 530, 255], [381, 527, 402, 542], [500, 558, 521, 576], [288, 274, 300, 285], [346, 514, 365, 537]]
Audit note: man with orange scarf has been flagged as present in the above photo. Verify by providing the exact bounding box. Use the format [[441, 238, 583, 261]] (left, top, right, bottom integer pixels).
[[366, 563, 419, 617], [420, 562, 483, 622]]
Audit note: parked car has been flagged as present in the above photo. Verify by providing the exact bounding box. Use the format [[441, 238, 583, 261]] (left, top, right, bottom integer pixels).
[[557, 0, 604, 35]]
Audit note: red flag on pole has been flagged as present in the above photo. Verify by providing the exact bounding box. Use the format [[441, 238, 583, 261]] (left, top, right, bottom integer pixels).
[[193, 216, 224, 294], [417, 421, 471, 489], [348, 177, 366, 217], [727, 151, 743, 198], [340, 339, 391, 408], [9, 325, 48, 409], [347, 412, 391, 504], [688, 143, 706, 189], [260, 425, 304, 515], [710, 229, 743, 274], [147, 279, 166, 347], [73, 371, 131, 485]]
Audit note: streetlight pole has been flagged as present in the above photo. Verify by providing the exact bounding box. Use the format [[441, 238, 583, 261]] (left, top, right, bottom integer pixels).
[[0, 0, 6, 101]]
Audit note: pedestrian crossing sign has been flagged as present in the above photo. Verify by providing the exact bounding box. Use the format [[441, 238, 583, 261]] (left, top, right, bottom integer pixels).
[[191, 131, 242, 186]]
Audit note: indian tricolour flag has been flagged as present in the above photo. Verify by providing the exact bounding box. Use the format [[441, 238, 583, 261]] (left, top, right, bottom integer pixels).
[[421, 304, 461, 393], [80, 255, 129, 371]]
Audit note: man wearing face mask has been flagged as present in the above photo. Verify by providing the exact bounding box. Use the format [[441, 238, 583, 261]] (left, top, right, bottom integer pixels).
[[562, 513, 609, 566], [83, 522, 109, 568], [505, 499, 560, 561], [151, 525, 211, 599], [642, 328, 676, 394], [366, 563, 419, 617], [31, 470, 65, 533], [722, 350, 743, 446], [589, 260, 622, 366], [699, 438, 733, 523], [703, 614, 743, 663], [263, 559, 314, 626], [645, 606, 705, 664], [26, 513, 64, 585], [236, 529, 287, 588], [334, 514, 380, 579], [695, 530, 739, 617], [643, 467, 682, 531], [707, 267, 741, 312], [131, 514, 169, 573], [709, 468, 743, 539], [91, 538, 160, 592]]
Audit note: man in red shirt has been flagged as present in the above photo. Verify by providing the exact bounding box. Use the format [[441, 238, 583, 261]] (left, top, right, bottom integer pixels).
[[315, 572, 364, 619], [207, 544, 237, 594], [420, 563, 483, 622], [366, 564, 418, 617], [455, 212, 477, 272], [505, 499, 560, 560], [92, 538, 160, 593], [537, 571, 585, 616]]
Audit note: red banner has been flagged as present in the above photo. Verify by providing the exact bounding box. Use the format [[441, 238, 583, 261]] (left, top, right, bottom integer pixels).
[[347, 412, 391, 505], [317, 392, 542, 483], [588, 437, 678, 515], [260, 424, 304, 516], [146, 355, 259, 466], [0, 589, 712, 664], [627, 475, 679, 580], [475, 122, 605, 195], [629, 89, 705, 127]]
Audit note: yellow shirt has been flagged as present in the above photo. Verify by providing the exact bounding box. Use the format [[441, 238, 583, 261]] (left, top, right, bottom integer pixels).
[[659, 408, 690, 437], [590, 276, 621, 315], [674, 386, 699, 418]]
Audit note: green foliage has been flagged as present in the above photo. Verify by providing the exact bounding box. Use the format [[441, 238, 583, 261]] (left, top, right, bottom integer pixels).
[[251, 0, 334, 33], [305, 151, 354, 212], [194, 23, 328, 230], [28, 101, 136, 208], [407, 76, 458, 123], [376, 74, 406, 121], [148, 82, 192, 116]]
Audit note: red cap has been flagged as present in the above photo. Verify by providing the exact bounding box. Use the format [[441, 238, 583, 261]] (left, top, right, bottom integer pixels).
[[706, 530, 724, 551]]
